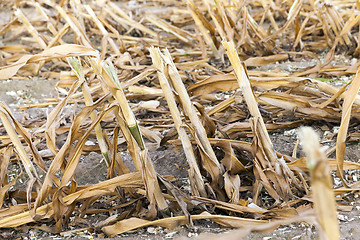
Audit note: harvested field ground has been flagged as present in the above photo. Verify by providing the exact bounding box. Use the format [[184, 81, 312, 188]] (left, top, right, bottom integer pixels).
[[1, 1, 360, 239]]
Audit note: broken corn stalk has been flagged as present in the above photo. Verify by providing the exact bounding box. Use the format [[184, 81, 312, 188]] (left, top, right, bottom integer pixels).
[[149, 46, 207, 197], [298, 127, 340, 240]]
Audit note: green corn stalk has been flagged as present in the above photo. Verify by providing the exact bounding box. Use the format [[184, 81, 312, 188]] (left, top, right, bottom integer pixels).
[[101, 60, 145, 150], [88, 58, 167, 211], [67, 57, 110, 166]]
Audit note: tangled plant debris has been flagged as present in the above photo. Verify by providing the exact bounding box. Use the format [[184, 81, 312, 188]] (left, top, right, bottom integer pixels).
[[0, 0, 360, 239]]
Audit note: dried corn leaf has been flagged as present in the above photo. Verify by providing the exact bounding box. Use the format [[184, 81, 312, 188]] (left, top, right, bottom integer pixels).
[[0, 45, 98, 80], [102, 212, 267, 237]]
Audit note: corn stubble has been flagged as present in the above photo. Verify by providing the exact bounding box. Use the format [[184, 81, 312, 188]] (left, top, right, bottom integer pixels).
[[1, 0, 360, 238], [299, 127, 340, 240]]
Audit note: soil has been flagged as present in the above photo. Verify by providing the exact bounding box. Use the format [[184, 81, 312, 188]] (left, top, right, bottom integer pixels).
[[1, 59, 360, 239]]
